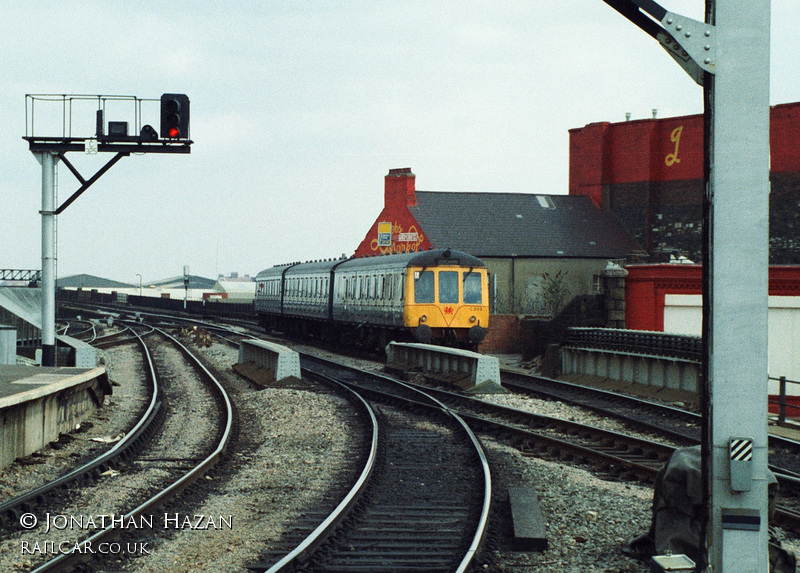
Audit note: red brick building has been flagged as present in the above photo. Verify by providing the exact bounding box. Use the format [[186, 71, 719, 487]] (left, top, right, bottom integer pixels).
[[626, 264, 800, 332], [569, 102, 800, 263]]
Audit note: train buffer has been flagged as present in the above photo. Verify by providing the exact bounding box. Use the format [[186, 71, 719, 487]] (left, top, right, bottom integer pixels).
[[507, 485, 548, 551]]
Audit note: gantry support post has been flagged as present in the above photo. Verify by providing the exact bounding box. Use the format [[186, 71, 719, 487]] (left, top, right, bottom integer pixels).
[[602, 1, 771, 570], [706, 3, 771, 571], [38, 151, 59, 366]]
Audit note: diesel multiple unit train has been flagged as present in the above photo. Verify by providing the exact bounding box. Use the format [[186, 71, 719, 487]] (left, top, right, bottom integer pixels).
[[254, 249, 490, 349]]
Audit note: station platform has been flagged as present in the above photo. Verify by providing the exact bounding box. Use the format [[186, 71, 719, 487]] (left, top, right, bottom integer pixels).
[[0, 365, 111, 469]]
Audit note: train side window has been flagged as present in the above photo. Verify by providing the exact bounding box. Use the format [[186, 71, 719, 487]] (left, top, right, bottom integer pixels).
[[414, 271, 434, 303], [463, 272, 482, 304], [439, 271, 459, 304]]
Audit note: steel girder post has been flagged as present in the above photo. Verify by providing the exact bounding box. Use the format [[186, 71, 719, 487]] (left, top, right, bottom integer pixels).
[[706, 2, 771, 571], [39, 151, 59, 367]]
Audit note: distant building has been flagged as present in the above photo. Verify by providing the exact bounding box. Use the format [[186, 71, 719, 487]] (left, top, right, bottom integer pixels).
[[205, 274, 256, 302], [57, 274, 133, 289], [57, 274, 218, 302], [143, 275, 217, 290], [354, 168, 641, 314]]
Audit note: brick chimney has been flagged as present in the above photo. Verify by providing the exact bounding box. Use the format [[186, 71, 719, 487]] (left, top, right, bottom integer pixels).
[[384, 167, 416, 208]]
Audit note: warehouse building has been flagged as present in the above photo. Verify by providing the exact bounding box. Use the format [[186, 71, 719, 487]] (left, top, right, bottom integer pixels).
[[569, 102, 800, 264], [354, 168, 641, 314]]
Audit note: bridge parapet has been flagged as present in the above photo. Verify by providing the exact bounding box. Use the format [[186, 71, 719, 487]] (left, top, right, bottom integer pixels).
[[565, 327, 701, 359], [562, 327, 701, 395]]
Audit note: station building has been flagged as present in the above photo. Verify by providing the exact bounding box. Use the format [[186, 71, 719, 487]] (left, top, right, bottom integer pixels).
[[354, 168, 641, 315]]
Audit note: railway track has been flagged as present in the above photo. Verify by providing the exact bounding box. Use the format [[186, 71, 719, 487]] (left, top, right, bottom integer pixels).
[[46, 304, 800, 562], [0, 324, 161, 529], [252, 356, 492, 572], [502, 369, 800, 474], [0, 326, 235, 572]]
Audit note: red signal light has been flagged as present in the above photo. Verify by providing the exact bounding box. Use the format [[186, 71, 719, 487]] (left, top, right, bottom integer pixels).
[[160, 94, 190, 139]]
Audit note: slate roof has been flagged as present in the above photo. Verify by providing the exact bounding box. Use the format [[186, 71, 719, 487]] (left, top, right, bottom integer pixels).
[[145, 275, 218, 290], [56, 274, 134, 289], [409, 192, 641, 258]]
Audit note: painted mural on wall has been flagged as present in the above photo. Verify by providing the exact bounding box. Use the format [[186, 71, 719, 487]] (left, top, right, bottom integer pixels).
[[369, 221, 427, 254]]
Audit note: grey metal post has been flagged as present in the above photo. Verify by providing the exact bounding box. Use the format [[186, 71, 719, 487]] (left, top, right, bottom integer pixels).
[[39, 151, 59, 367], [707, 1, 771, 570]]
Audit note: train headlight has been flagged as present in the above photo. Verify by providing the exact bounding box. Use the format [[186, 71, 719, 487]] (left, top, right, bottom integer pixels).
[[419, 315, 428, 323], [469, 315, 477, 323]]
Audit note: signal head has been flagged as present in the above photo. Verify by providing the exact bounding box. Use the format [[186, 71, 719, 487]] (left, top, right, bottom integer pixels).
[[160, 93, 190, 139]]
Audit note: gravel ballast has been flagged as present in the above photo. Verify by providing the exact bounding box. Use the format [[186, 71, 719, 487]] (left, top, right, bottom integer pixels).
[[4, 331, 798, 571]]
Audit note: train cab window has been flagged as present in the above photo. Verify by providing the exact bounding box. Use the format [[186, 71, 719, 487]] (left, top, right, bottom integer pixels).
[[414, 271, 435, 303], [439, 271, 459, 304], [463, 272, 483, 304]]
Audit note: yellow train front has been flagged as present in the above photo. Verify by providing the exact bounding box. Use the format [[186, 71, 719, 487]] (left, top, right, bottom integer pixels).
[[401, 250, 489, 346], [255, 248, 490, 350]]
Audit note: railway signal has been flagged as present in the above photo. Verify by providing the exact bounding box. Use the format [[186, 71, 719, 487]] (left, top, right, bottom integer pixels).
[[24, 93, 193, 367], [160, 93, 190, 139]]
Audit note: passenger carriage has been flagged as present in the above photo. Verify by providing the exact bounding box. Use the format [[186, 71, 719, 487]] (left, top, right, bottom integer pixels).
[[254, 249, 489, 350]]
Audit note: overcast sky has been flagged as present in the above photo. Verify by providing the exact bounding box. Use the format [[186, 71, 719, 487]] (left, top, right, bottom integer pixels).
[[1, 2, 796, 284]]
